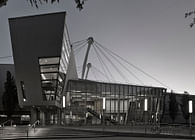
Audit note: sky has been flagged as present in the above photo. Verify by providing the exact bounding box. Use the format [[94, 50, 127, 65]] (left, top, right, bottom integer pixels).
[[0, 0, 195, 94]]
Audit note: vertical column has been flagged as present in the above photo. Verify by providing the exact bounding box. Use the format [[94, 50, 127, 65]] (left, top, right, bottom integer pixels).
[[135, 86, 138, 122], [30, 107, 37, 124], [40, 110, 45, 126], [117, 85, 120, 124], [45, 111, 51, 125], [57, 109, 61, 125], [114, 85, 116, 120]]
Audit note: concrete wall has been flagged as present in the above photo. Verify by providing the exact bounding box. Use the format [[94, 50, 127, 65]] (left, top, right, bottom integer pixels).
[[9, 12, 66, 107]]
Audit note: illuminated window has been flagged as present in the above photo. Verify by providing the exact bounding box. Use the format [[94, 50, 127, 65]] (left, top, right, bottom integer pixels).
[[40, 65, 58, 73], [39, 57, 60, 65], [38, 25, 72, 102], [39, 56, 66, 102]]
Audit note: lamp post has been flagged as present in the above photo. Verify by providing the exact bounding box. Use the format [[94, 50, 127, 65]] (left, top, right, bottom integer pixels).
[[62, 96, 66, 125], [144, 98, 148, 134], [102, 97, 106, 130], [189, 100, 193, 136]]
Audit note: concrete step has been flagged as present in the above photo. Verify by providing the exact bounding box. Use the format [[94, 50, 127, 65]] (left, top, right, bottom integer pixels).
[[0, 126, 110, 139]]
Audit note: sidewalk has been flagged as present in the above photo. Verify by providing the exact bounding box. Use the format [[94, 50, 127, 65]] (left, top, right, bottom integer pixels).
[[64, 125, 195, 139], [1, 125, 194, 139]]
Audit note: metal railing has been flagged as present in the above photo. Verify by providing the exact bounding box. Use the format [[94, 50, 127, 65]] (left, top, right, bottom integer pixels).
[[26, 120, 40, 138], [0, 119, 14, 128], [0, 119, 15, 135]]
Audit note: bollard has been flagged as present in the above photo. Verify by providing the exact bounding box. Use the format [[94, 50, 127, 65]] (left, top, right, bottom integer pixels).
[[26, 129, 28, 138]]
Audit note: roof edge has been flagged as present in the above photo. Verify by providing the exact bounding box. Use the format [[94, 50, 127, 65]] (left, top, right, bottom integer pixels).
[[8, 11, 66, 21]]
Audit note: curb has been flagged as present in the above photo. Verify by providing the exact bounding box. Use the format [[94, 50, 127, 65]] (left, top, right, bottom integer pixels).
[[1, 134, 115, 140], [65, 127, 195, 139]]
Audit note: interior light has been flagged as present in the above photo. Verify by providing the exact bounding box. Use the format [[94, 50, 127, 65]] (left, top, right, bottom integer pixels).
[[59, 77, 63, 82], [41, 74, 46, 80]]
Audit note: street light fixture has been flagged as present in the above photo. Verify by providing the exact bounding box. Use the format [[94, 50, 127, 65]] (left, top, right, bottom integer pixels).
[[62, 96, 66, 125], [144, 98, 148, 112], [102, 97, 106, 129], [63, 96, 66, 108], [189, 100, 193, 113], [189, 100, 193, 136], [103, 97, 106, 110], [144, 98, 148, 134]]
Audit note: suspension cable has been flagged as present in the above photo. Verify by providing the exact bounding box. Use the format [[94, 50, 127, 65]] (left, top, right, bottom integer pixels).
[[92, 65, 111, 80], [91, 68, 98, 81], [95, 42, 144, 85], [93, 45, 113, 82], [94, 43, 129, 83], [73, 42, 88, 55], [72, 39, 87, 45], [72, 39, 88, 47], [95, 41, 171, 89]]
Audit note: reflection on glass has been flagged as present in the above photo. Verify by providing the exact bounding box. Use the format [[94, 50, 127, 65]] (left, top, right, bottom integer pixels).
[[41, 73, 57, 80], [39, 56, 66, 102], [39, 57, 60, 65], [40, 65, 58, 73], [66, 80, 166, 125]]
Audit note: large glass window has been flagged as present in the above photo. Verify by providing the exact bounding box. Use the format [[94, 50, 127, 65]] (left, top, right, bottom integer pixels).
[[66, 80, 166, 125], [40, 65, 59, 73], [39, 57, 60, 65], [59, 23, 71, 74], [38, 24, 72, 104], [39, 56, 66, 102], [41, 73, 58, 80]]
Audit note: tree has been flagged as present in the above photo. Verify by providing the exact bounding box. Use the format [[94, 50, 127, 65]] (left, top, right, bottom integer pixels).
[[180, 92, 189, 124], [185, 10, 195, 28], [169, 92, 178, 123], [0, 0, 87, 11], [2, 71, 18, 118], [0, 0, 7, 8]]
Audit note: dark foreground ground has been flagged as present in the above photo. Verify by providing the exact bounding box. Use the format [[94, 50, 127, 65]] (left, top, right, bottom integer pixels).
[[39, 137, 191, 140], [0, 125, 194, 140]]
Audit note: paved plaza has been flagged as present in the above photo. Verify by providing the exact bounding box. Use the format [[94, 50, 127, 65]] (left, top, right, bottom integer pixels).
[[0, 125, 194, 139]]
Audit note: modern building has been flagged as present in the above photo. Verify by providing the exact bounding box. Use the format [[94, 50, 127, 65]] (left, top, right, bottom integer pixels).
[[9, 12, 78, 125], [3, 11, 195, 126], [65, 79, 166, 125]]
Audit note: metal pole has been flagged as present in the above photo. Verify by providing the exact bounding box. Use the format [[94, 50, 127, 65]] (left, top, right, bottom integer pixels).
[[189, 100, 193, 136], [81, 37, 94, 79], [102, 97, 106, 131], [190, 113, 192, 136], [145, 111, 147, 134], [103, 110, 105, 131], [26, 129, 29, 139], [144, 98, 148, 134]]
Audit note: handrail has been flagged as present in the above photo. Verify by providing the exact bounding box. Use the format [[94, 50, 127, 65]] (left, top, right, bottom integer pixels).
[[0, 119, 13, 127], [26, 120, 40, 138]]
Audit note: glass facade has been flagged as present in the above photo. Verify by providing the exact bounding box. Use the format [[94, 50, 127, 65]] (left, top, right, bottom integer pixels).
[[38, 24, 71, 103], [65, 79, 166, 125], [59, 24, 71, 74]]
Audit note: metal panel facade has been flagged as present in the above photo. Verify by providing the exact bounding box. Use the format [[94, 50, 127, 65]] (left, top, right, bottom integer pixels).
[[9, 12, 66, 107]]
